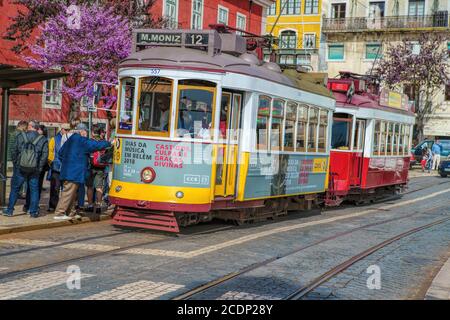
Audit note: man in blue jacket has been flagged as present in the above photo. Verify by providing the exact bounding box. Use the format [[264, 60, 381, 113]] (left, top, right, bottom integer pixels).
[[54, 123, 111, 220]]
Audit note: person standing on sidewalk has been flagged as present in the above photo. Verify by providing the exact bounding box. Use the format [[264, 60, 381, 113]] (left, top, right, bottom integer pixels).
[[54, 123, 111, 221], [15, 121, 28, 199], [47, 124, 70, 212], [23, 124, 49, 213], [3, 120, 48, 218], [431, 139, 442, 171]]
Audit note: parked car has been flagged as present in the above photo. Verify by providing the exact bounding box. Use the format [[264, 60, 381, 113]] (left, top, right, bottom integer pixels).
[[438, 157, 450, 177], [411, 139, 450, 164]]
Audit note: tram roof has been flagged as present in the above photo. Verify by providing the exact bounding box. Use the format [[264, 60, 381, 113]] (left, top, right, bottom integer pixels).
[[333, 91, 415, 117], [119, 46, 334, 99]]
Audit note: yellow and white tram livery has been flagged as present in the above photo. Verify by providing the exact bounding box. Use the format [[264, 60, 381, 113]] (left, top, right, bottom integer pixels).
[[109, 29, 335, 232]]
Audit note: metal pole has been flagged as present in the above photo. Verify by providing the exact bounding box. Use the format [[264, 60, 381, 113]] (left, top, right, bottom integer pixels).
[[0, 88, 10, 208], [88, 110, 92, 139]]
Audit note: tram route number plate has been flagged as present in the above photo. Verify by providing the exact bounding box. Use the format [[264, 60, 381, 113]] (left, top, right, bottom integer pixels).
[[185, 33, 209, 46]]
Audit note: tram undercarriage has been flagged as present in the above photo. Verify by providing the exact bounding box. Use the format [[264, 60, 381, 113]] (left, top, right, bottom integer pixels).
[[112, 194, 319, 233]]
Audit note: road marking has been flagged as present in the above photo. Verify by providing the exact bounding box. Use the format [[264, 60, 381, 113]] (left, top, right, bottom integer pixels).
[[61, 243, 120, 251], [122, 248, 191, 258], [124, 187, 450, 258], [0, 271, 94, 300], [218, 291, 282, 300], [83, 280, 184, 300]]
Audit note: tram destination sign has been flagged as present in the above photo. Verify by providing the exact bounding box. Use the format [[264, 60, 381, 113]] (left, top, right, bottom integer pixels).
[[133, 29, 221, 54], [136, 32, 209, 47], [137, 32, 183, 45]]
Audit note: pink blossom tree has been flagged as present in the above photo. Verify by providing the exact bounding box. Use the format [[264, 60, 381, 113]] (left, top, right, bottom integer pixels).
[[24, 3, 132, 121], [373, 34, 450, 141]]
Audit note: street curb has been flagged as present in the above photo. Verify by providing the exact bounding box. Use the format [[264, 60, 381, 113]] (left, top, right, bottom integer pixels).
[[425, 257, 450, 300], [0, 214, 111, 236]]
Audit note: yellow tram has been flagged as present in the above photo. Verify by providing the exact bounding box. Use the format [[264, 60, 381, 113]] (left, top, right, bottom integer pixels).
[[109, 29, 335, 232]]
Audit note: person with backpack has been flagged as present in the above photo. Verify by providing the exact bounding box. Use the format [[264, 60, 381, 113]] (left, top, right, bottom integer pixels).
[[3, 120, 48, 218], [86, 127, 110, 213], [46, 124, 70, 212], [53, 123, 111, 220], [23, 124, 49, 213]]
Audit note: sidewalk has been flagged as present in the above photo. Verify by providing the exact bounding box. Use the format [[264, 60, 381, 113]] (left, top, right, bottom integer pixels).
[[0, 179, 112, 235], [425, 256, 450, 300]]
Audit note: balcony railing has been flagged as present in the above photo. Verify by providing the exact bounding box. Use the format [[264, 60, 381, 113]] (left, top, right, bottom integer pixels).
[[323, 12, 448, 32]]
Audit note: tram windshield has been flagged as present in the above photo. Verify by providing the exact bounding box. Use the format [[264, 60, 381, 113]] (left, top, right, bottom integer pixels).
[[118, 78, 136, 132], [176, 80, 216, 139], [331, 114, 353, 150], [137, 77, 173, 136]]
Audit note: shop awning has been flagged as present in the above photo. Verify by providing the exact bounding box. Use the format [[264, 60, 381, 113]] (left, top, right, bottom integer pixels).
[[0, 64, 67, 88]]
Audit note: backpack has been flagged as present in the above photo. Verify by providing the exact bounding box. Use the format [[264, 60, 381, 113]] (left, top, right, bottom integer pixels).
[[19, 132, 44, 174], [92, 149, 108, 168]]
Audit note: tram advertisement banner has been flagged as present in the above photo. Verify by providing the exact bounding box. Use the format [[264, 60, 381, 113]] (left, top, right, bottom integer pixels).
[[113, 138, 213, 188], [243, 153, 328, 200]]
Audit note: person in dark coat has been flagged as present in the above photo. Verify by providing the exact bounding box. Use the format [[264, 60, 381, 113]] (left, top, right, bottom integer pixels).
[[54, 123, 111, 220], [3, 120, 48, 218]]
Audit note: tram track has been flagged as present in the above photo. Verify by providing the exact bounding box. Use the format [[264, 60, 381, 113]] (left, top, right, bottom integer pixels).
[[285, 215, 450, 300], [0, 224, 234, 280], [0, 179, 447, 285], [171, 203, 449, 300]]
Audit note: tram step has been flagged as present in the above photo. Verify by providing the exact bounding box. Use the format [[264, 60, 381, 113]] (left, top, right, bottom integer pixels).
[[112, 209, 180, 233]]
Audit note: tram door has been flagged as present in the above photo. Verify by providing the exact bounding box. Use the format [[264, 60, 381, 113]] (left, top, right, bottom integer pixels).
[[214, 92, 242, 197], [351, 119, 366, 186]]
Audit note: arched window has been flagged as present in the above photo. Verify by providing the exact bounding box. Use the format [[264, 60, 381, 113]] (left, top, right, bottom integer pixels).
[[280, 30, 297, 49]]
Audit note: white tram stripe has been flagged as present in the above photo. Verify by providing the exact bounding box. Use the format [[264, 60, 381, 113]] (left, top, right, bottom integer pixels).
[[0, 271, 94, 300], [217, 291, 282, 300], [123, 188, 450, 258], [83, 280, 184, 300]]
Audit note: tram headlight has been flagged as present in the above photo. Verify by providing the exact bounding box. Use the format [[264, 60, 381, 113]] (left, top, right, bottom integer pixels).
[[141, 167, 156, 183], [176, 191, 184, 199]]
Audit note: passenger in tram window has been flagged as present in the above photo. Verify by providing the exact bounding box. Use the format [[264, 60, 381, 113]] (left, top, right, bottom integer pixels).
[[156, 96, 170, 132], [177, 96, 194, 137]]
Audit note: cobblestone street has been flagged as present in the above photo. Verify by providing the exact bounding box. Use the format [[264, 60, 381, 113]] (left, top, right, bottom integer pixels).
[[0, 173, 449, 300]]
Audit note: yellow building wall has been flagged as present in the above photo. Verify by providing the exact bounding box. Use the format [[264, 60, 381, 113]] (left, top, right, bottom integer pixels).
[[265, 0, 322, 49]]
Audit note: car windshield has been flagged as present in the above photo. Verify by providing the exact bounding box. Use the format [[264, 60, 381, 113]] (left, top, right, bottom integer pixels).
[[440, 141, 450, 149]]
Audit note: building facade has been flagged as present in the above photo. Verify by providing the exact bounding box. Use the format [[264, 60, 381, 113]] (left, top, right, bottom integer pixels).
[[151, 0, 274, 35], [321, 0, 450, 138], [264, 0, 322, 70]]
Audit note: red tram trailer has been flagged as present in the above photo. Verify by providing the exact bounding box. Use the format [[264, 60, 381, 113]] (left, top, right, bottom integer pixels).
[[325, 72, 415, 206]]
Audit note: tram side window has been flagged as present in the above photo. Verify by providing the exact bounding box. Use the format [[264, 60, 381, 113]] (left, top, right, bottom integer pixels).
[[353, 119, 365, 151], [380, 121, 386, 155], [398, 124, 404, 155], [404, 125, 411, 155], [271, 99, 285, 151], [394, 124, 400, 155], [331, 114, 352, 150], [118, 78, 135, 132], [308, 107, 319, 152], [257, 96, 271, 149], [373, 120, 380, 155], [176, 80, 216, 139], [296, 105, 307, 152], [386, 122, 393, 155], [137, 77, 172, 135], [318, 109, 328, 152], [284, 102, 297, 151]]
